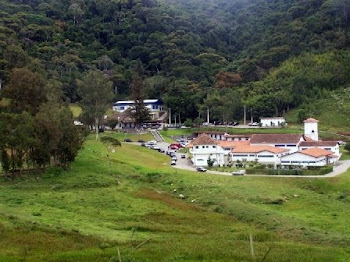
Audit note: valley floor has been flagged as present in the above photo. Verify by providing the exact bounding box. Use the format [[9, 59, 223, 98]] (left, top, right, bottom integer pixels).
[[1, 135, 350, 261]]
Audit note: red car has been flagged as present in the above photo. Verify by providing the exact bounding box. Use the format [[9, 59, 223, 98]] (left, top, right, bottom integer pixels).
[[169, 143, 182, 150]]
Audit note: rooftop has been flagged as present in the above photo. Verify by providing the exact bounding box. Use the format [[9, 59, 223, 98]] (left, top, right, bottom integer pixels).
[[232, 145, 289, 154], [192, 134, 218, 146], [300, 141, 338, 147], [250, 134, 303, 144], [260, 117, 285, 120], [114, 99, 160, 105], [303, 118, 319, 123], [299, 148, 334, 158], [218, 141, 250, 148]]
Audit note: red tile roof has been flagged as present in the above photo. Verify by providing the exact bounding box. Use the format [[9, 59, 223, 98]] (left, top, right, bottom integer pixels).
[[300, 148, 333, 158], [192, 134, 218, 145], [300, 141, 338, 147], [218, 141, 250, 148], [250, 134, 303, 144], [303, 118, 319, 123], [232, 145, 289, 154]]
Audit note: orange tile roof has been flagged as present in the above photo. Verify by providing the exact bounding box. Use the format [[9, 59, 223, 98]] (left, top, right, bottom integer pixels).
[[232, 145, 289, 154], [300, 148, 333, 158], [218, 141, 250, 148], [192, 134, 218, 146], [303, 118, 319, 123]]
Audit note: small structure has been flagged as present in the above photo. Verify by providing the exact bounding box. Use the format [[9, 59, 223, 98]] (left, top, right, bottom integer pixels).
[[280, 148, 338, 167], [304, 118, 319, 141], [260, 117, 286, 127]]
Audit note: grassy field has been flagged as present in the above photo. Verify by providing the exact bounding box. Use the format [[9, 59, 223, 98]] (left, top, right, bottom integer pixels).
[[1, 136, 350, 261], [285, 95, 350, 134]]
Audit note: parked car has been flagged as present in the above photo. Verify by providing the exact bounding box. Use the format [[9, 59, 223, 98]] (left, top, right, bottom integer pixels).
[[171, 156, 177, 161], [138, 139, 145, 143], [147, 140, 157, 145], [196, 167, 207, 172], [181, 154, 186, 159], [152, 146, 161, 151], [141, 143, 146, 147], [232, 122, 239, 126], [232, 170, 245, 176], [124, 138, 133, 142], [171, 160, 176, 165], [248, 122, 259, 126]]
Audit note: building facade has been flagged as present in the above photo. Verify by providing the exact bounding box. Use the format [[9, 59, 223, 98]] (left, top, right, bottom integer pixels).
[[260, 117, 286, 127]]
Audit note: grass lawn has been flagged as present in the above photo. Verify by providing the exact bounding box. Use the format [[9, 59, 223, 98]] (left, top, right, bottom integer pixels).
[[340, 146, 350, 160], [1, 136, 350, 261], [69, 103, 82, 118], [105, 130, 154, 142]]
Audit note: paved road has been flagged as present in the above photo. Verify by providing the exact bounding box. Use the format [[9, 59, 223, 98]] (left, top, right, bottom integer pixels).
[[134, 142, 350, 178]]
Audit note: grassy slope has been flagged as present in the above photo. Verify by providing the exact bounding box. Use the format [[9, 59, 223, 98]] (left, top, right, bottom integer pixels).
[[1, 136, 350, 261], [285, 96, 350, 135]]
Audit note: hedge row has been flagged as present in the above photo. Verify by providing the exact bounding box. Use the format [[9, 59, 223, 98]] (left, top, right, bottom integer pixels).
[[245, 166, 333, 176]]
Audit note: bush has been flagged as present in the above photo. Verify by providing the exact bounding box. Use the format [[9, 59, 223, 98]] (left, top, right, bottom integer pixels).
[[245, 166, 333, 176]]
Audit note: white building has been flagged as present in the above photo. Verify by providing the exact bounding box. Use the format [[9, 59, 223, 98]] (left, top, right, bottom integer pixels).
[[304, 118, 319, 141], [189, 134, 225, 167], [231, 145, 289, 165], [113, 99, 164, 120], [280, 148, 338, 167], [260, 117, 286, 127]]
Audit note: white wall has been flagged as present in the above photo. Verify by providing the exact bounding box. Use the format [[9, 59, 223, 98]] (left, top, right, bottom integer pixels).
[[280, 152, 327, 167], [304, 122, 318, 141], [261, 118, 285, 127], [231, 151, 283, 165], [191, 144, 225, 166]]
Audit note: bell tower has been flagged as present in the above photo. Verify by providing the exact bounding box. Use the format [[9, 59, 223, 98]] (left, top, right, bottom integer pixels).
[[304, 118, 319, 141]]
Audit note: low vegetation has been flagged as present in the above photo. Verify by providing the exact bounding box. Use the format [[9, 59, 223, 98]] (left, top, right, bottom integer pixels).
[[1, 136, 350, 261]]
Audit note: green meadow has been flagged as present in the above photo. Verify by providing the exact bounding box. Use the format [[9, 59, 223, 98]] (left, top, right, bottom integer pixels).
[[1, 135, 350, 261]]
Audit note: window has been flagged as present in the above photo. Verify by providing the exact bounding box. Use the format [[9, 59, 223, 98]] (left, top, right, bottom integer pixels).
[[213, 146, 216, 148], [202, 146, 205, 149], [325, 148, 331, 150], [287, 145, 295, 147], [195, 146, 199, 149], [119, 106, 125, 110], [152, 105, 158, 110], [275, 145, 285, 147], [249, 155, 255, 157], [233, 154, 248, 157], [258, 155, 274, 158], [206, 146, 209, 148]]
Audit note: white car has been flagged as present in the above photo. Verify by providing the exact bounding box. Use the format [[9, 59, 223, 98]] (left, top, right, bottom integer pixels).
[[148, 140, 157, 145], [249, 122, 259, 126]]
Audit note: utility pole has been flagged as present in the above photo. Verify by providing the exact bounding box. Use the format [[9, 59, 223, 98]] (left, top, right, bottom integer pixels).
[[244, 105, 246, 125], [168, 108, 171, 125], [250, 108, 253, 123], [207, 107, 210, 124]]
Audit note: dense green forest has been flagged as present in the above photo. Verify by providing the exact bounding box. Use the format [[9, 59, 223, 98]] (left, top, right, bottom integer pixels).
[[0, 0, 349, 122]]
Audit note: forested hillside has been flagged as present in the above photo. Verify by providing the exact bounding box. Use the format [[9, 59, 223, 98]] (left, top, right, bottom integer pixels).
[[0, 0, 349, 122]]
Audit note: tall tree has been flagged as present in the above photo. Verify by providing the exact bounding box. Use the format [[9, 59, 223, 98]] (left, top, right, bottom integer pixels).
[[2, 68, 47, 115], [129, 62, 150, 128], [77, 70, 113, 140]]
